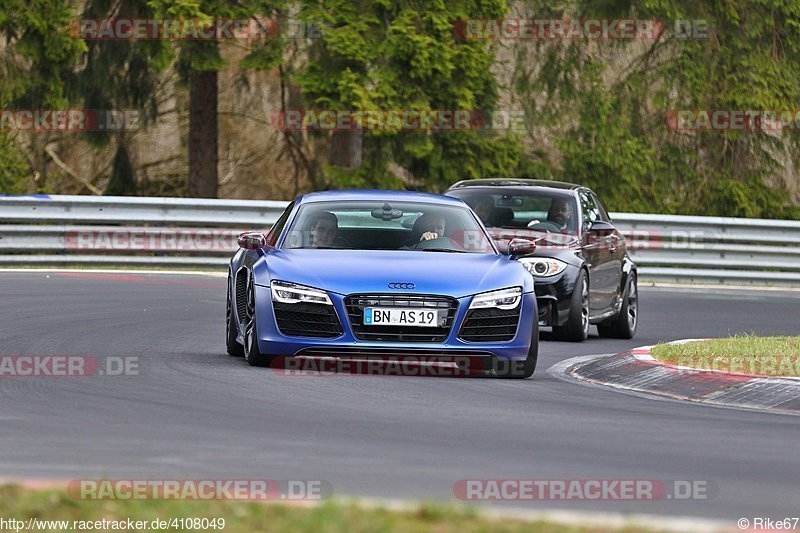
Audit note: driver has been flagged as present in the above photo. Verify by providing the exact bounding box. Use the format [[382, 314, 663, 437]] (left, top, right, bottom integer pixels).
[[546, 198, 574, 231], [308, 211, 338, 248], [403, 213, 447, 248], [418, 214, 446, 241]]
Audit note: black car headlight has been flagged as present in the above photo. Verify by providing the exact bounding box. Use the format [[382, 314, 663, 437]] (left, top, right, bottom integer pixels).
[[469, 287, 522, 310], [271, 281, 332, 305], [518, 257, 568, 277]]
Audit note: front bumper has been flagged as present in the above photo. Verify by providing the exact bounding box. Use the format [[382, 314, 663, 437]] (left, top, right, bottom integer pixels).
[[533, 265, 580, 327], [253, 284, 537, 362]]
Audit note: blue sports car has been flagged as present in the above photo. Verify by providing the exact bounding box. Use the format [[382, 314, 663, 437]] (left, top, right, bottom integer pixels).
[[226, 190, 538, 378]]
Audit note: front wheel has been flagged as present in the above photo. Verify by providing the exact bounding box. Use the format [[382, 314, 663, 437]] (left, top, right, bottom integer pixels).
[[226, 271, 244, 357], [496, 341, 538, 379], [553, 269, 589, 342], [496, 305, 538, 379], [243, 274, 272, 367], [597, 273, 638, 339]]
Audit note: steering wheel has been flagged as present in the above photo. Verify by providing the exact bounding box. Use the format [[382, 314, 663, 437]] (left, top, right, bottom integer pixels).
[[333, 235, 352, 248], [528, 220, 563, 232], [411, 236, 464, 251]]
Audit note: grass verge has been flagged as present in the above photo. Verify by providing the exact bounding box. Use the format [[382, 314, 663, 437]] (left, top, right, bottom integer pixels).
[[650, 335, 800, 377], [0, 485, 661, 533]]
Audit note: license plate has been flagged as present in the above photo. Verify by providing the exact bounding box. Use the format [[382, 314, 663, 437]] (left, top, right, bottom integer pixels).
[[363, 308, 439, 327]]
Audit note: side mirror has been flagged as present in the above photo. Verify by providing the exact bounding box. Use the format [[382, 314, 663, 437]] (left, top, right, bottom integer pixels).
[[587, 220, 615, 236], [237, 231, 267, 250], [508, 238, 536, 256]]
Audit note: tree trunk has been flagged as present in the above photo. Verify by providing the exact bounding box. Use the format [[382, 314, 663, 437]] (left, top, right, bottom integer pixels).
[[329, 130, 363, 168], [188, 70, 218, 198]]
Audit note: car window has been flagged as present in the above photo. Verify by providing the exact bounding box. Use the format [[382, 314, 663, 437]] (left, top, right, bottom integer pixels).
[[447, 190, 578, 234], [591, 192, 612, 222], [266, 201, 295, 246], [282, 200, 495, 253], [579, 190, 601, 230]]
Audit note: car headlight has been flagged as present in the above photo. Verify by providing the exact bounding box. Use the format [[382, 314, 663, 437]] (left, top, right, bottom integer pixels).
[[469, 287, 522, 310], [518, 257, 568, 277], [271, 281, 332, 305]]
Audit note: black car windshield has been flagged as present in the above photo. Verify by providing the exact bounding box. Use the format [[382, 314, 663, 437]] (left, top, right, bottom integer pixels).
[[282, 200, 496, 253], [448, 190, 579, 235]]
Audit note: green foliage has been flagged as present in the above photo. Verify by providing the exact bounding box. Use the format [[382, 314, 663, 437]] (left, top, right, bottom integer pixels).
[[0, 134, 28, 194], [0, 0, 87, 191], [73, 0, 174, 148], [558, 65, 657, 213], [147, 0, 260, 78], [280, 0, 524, 189], [513, 0, 800, 219], [0, 0, 87, 109], [2, 0, 799, 216]]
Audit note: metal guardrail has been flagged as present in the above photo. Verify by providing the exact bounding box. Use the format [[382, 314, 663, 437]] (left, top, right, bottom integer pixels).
[[1, 195, 799, 286], [612, 213, 800, 286]]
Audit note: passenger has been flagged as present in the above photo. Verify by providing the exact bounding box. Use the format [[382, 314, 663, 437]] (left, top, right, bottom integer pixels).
[[308, 211, 338, 248], [468, 196, 495, 226]]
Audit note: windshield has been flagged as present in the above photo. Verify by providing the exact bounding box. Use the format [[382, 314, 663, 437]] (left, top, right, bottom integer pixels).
[[282, 200, 495, 253], [448, 190, 579, 235]]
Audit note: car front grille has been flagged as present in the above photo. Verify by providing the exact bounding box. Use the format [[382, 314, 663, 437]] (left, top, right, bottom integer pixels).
[[273, 302, 343, 338], [235, 271, 248, 322], [458, 307, 521, 342], [345, 294, 458, 342]]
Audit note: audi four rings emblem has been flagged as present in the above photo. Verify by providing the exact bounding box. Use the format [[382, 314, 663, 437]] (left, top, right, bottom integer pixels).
[[388, 282, 415, 289]]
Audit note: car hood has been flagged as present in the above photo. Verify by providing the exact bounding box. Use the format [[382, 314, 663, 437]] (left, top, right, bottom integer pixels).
[[258, 249, 531, 298]]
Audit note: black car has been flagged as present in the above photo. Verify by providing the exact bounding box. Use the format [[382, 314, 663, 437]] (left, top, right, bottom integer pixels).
[[444, 179, 637, 342]]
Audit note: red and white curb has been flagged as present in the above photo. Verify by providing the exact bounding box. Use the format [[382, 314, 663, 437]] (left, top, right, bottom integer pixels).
[[559, 340, 800, 415]]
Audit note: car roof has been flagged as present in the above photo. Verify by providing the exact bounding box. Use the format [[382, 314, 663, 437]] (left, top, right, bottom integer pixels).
[[296, 189, 468, 207], [447, 178, 582, 191]]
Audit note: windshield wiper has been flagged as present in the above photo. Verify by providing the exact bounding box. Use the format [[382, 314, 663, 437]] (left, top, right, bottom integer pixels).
[[418, 248, 468, 253]]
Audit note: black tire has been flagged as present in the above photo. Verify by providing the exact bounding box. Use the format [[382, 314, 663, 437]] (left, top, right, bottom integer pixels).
[[496, 340, 538, 379], [226, 271, 244, 357], [496, 301, 539, 379], [597, 273, 638, 339], [553, 269, 589, 342], [243, 273, 271, 367]]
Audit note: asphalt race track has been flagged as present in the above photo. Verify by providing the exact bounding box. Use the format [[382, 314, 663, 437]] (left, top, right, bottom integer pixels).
[[1, 270, 799, 521]]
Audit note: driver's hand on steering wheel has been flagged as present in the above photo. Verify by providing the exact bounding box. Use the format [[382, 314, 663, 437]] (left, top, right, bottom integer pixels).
[[420, 231, 439, 241]]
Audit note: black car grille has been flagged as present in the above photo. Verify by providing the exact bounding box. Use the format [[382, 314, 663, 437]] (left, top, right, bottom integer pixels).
[[235, 271, 248, 322], [273, 302, 343, 338], [345, 294, 458, 342], [458, 307, 521, 342]]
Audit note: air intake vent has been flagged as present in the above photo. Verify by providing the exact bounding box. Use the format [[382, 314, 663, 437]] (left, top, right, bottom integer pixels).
[[458, 307, 520, 342], [273, 302, 342, 338], [345, 294, 457, 342], [235, 271, 248, 322]]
